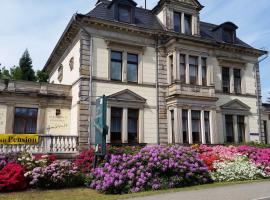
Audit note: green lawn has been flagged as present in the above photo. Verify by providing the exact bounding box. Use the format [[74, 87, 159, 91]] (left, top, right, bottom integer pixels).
[[0, 180, 268, 200]]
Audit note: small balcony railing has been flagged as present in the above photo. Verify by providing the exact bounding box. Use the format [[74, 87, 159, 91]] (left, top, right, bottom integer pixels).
[[0, 135, 78, 154]]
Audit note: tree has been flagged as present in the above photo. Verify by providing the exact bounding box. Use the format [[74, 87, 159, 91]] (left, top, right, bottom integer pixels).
[[0, 66, 11, 80], [36, 70, 49, 83], [19, 49, 36, 81], [10, 66, 22, 80]]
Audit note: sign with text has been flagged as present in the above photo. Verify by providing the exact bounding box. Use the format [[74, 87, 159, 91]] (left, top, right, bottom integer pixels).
[[0, 134, 39, 145], [94, 95, 108, 156]]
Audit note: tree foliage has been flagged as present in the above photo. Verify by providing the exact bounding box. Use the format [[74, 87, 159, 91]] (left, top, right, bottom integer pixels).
[[19, 49, 36, 81]]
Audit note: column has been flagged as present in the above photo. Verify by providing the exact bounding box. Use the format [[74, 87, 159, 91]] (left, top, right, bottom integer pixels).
[[106, 107, 111, 143], [37, 106, 46, 134], [174, 108, 182, 143], [139, 108, 144, 143], [188, 109, 193, 144], [5, 104, 14, 134], [201, 110, 206, 144], [198, 56, 202, 85], [244, 116, 250, 143], [210, 110, 217, 144], [122, 108, 128, 143], [181, 13, 185, 34], [167, 110, 172, 144], [230, 67, 234, 93], [233, 115, 238, 143], [185, 54, 190, 84]]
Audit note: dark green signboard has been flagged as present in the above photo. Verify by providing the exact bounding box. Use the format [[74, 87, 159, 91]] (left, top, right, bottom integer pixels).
[[94, 95, 108, 156]]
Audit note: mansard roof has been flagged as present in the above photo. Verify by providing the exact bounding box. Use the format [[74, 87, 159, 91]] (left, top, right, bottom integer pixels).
[[87, 0, 163, 30]]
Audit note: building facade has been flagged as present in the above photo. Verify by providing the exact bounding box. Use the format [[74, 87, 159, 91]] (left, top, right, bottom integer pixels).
[[0, 0, 268, 153]]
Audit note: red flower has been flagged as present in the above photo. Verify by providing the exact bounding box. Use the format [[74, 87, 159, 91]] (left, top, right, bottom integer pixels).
[[0, 162, 27, 192], [200, 154, 219, 171]]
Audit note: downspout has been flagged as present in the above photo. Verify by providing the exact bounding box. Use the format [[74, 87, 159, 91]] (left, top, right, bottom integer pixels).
[[155, 35, 160, 145], [254, 53, 268, 143], [74, 14, 94, 147]]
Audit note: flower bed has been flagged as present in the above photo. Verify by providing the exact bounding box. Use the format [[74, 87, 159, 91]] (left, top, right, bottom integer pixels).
[[0, 144, 269, 193]]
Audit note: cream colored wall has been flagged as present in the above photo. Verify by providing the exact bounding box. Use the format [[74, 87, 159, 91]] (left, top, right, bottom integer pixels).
[[216, 94, 259, 142], [0, 105, 7, 134], [91, 37, 157, 143], [70, 82, 80, 135], [49, 37, 81, 85], [45, 108, 71, 135]]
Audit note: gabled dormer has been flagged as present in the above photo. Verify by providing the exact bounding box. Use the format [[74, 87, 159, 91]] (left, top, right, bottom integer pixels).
[[108, 0, 137, 24], [153, 0, 203, 36], [212, 22, 238, 44]]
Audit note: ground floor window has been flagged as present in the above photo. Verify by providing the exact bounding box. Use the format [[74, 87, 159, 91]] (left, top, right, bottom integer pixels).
[[128, 109, 139, 144], [14, 107, 38, 134], [192, 111, 201, 143], [225, 115, 234, 143], [110, 107, 122, 143], [237, 116, 245, 143], [170, 110, 175, 144], [264, 120, 268, 144], [204, 111, 211, 144], [182, 109, 188, 143]]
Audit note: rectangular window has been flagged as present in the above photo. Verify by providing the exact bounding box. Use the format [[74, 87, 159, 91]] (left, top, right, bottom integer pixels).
[[169, 55, 174, 82], [264, 120, 268, 144], [189, 56, 198, 85], [234, 69, 241, 94], [192, 111, 201, 143], [182, 109, 188, 144], [180, 54, 186, 83], [202, 57, 207, 86], [184, 14, 192, 35], [237, 116, 245, 143], [128, 109, 139, 144], [14, 108, 38, 134], [174, 12, 181, 33], [223, 29, 234, 43], [118, 5, 131, 23], [171, 110, 175, 144], [111, 107, 122, 143], [222, 67, 230, 93], [204, 111, 211, 144], [225, 115, 234, 143], [127, 53, 138, 83], [111, 51, 122, 81]]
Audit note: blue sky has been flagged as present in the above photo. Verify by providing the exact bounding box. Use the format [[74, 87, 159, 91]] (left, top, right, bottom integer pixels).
[[0, 0, 269, 101]]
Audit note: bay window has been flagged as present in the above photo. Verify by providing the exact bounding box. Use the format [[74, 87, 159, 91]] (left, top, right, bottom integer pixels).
[[182, 109, 188, 144], [189, 56, 198, 85], [222, 67, 230, 93], [202, 57, 207, 86], [180, 54, 186, 83], [184, 14, 192, 35], [192, 111, 201, 143], [174, 12, 181, 33]]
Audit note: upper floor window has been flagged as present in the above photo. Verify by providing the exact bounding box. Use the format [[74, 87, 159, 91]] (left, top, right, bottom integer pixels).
[[180, 54, 186, 83], [127, 53, 138, 83], [169, 55, 174, 82], [234, 69, 241, 94], [223, 29, 234, 43], [58, 65, 63, 82], [222, 67, 230, 93], [173, 12, 181, 33], [110, 51, 122, 81], [202, 57, 207, 86], [118, 5, 131, 23], [184, 14, 192, 35], [189, 56, 198, 85], [14, 108, 38, 134]]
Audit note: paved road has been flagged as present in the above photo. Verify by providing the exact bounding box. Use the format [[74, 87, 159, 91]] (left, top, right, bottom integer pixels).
[[130, 181, 270, 200]]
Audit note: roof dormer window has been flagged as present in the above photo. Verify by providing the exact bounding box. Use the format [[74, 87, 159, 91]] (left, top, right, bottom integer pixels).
[[118, 4, 131, 23], [223, 28, 234, 43]]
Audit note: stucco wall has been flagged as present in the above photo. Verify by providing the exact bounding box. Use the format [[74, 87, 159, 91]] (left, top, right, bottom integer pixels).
[[0, 105, 7, 134], [49, 36, 81, 85]]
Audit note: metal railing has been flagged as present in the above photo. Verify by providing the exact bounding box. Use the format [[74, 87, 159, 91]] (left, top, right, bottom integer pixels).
[[0, 135, 78, 154]]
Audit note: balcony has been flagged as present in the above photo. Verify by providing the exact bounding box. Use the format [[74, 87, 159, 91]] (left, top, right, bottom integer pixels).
[[168, 82, 216, 99]]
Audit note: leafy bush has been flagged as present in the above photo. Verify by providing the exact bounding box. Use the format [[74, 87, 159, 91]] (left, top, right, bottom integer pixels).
[[211, 155, 265, 182], [74, 148, 95, 173], [90, 145, 212, 194], [26, 160, 84, 189], [0, 162, 28, 192]]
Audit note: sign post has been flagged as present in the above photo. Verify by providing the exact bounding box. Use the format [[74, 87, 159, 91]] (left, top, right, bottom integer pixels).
[[93, 95, 108, 168]]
